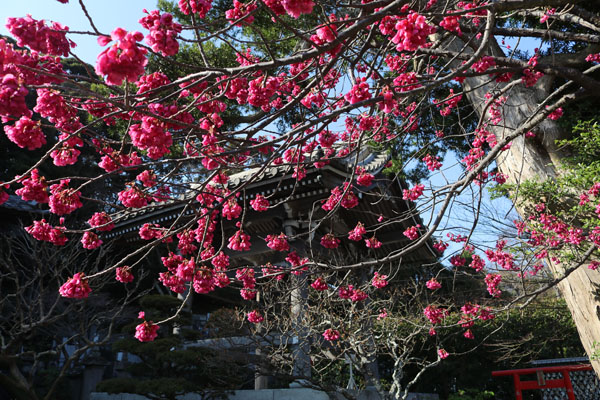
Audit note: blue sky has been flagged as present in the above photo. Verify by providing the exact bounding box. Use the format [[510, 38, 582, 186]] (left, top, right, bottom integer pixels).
[[0, 0, 157, 63]]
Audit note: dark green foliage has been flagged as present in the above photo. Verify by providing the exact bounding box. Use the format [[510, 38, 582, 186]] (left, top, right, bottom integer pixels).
[[99, 295, 254, 398], [402, 298, 583, 398]]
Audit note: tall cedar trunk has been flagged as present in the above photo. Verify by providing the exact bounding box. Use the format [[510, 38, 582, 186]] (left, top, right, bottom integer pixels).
[[444, 35, 600, 375]]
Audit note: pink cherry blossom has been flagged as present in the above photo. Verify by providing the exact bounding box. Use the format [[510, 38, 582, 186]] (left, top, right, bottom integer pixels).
[[49, 179, 82, 215], [348, 222, 366, 241], [391, 12, 436, 52], [403, 225, 420, 240], [311, 277, 328, 291], [4, 116, 45, 150], [116, 266, 134, 283], [247, 310, 264, 323], [424, 305, 446, 324], [228, 230, 252, 251], [365, 236, 382, 249], [322, 328, 340, 341], [426, 278, 441, 290], [25, 219, 68, 245], [139, 10, 182, 57], [178, 0, 213, 18], [81, 232, 102, 250], [250, 194, 269, 211], [371, 272, 388, 289], [6, 15, 71, 56], [320, 233, 340, 249], [345, 78, 371, 104], [282, 0, 315, 18], [403, 184, 424, 201], [350, 289, 368, 302], [135, 320, 160, 342], [95, 28, 148, 86], [59, 272, 92, 299], [266, 233, 290, 252], [15, 169, 49, 203], [485, 273, 502, 297], [87, 212, 115, 232], [225, 1, 257, 26]]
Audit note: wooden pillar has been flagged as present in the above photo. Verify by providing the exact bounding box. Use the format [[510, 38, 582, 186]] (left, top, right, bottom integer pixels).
[[291, 272, 311, 382], [254, 346, 269, 390]]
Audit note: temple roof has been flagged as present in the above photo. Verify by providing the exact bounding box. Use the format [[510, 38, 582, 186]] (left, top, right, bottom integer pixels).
[[107, 148, 390, 235]]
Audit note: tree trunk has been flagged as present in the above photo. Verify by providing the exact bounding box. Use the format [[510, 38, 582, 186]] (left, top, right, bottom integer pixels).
[[448, 36, 600, 375]]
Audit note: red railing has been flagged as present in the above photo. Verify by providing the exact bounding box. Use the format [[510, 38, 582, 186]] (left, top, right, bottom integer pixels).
[[492, 364, 593, 400]]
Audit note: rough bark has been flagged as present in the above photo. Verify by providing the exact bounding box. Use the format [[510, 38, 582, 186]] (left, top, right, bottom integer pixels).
[[445, 35, 600, 375]]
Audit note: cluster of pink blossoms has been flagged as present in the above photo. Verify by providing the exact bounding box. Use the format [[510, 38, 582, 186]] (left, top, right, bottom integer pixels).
[[338, 285, 368, 302], [25, 219, 68, 245], [266, 233, 290, 251], [0, 73, 31, 121], [0, 184, 8, 205], [139, 223, 166, 241], [547, 107, 563, 121], [49, 179, 82, 215], [95, 28, 148, 86], [391, 11, 436, 52], [403, 225, 421, 240], [59, 272, 92, 299], [320, 233, 340, 249], [348, 222, 366, 241], [424, 305, 447, 324], [228, 229, 252, 251], [586, 53, 600, 63], [222, 197, 242, 220], [365, 236, 382, 249], [116, 266, 135, 283], [471, 56, 495, 73], [311, 277, 328, 291], [426, 278, 442, 290], [226, 1, 258, 26], [16, 169, 49, 203], [322, 328, 340, 341], [6, 15, 72, 57], [433, 240, 448, 254], [236, 267, 257, 300], [247, 76, 280, 111], [371, 272, 388, 289], [247, 310, 264, 324], [484, 273, 502, 297], [81, 232, 102, 250], [128, 116, 172, 160], [118, 185, 149, 208], [322, 183, 359, 211], [355, 166, 375, 187], [439, 14, 462, 35], [276, 0, 315, 19], [403, 184, 424, 201], [178, 0, 213, 18], [97, 150, 142, 173], [139, 10, 182, 57], [345, 78, 371, 104], [4, 116, 45, 150], [250, 194, 269, 211], [135, 312, 160, 342], [423, 154, 442, 171]]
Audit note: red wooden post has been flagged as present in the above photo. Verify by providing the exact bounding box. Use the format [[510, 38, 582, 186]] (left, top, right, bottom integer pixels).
[[513, 373, 523, 400], [562, 369, 576, 400]]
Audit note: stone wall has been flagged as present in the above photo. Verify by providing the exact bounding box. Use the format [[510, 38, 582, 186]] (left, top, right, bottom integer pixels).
[[91, 389, 439, 400]]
